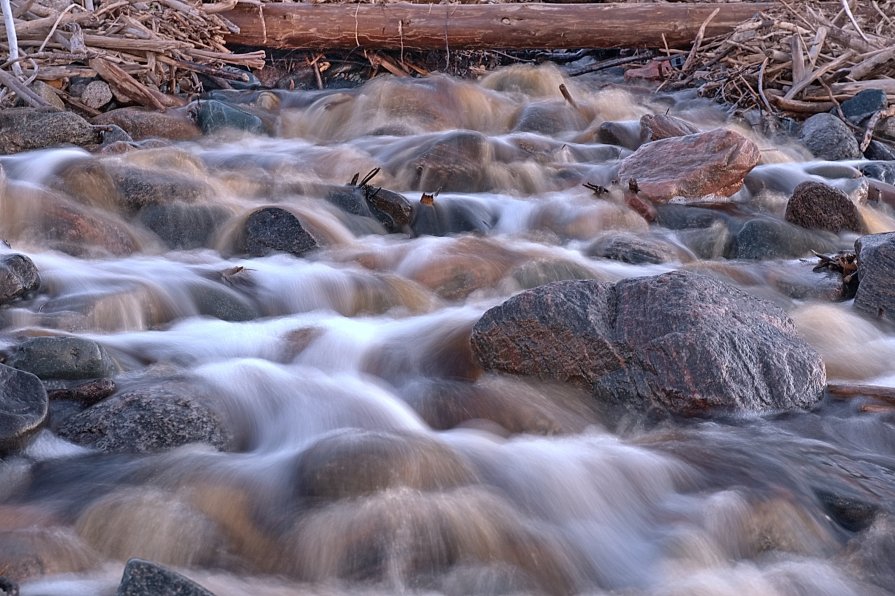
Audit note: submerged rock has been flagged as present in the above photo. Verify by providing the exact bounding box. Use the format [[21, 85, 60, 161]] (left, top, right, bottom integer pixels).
[[854, 232, 895, 321], [798, 113, 862, 161], [117, 558, 215, 596], [731, 217, 841, 260], [108, 166, 212, 213], [470, 270, 826, 421], [0, 108, 100, 154], [785, 181, 864, 234], [57, 380, 234, 454], [0, 254, 40, 305], [138, 203, 230, 250], [193, 99, 265, 135], [6, 337, 117, 380], [240, 207, 319, 258], [293, 429, 474, 501], [0, 364, 48, 454], [616, 128, 761, 202], [585, 231, 684, 264]]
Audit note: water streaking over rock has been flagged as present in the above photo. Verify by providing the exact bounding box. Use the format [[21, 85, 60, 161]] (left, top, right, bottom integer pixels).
[[0, 64, 893, 596]]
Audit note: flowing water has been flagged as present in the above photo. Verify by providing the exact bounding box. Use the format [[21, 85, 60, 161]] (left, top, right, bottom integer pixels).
[[1, 64, 895, 595]]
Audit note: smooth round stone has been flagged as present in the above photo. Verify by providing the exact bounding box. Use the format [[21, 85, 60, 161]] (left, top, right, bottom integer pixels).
[[0, 364, 48, 455]]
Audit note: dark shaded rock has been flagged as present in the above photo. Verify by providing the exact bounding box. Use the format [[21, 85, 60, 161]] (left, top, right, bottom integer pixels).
[[814, 488, 879, 532], [0, 108, 99, 154], [138, 203, 229, 249], [861, 162, 895, 185], [117, 558, 215, 596], [109, 166, 212, 214], [293, 429, 474, 501], [596, 120, 644, 150], [46, 378, 117, 406], [585, 231, 681, 264], [366, 188, 413, 232], [617, 128, 761, 202], [510, 259, 596, 288], [732, 217, 841, 260], [470, 271, 826, 421], [863, 140, 895, 161], [785, 181, 864, 234], [640, 113, 700, 141], [6, 337, 117, 380], [410, 197, 496, 237], [193, 100, 264, 135], [0, 364, 48, 454], [655, 204, 738, 230], [241, 207, 319, 258], [57, 380, 234, 454], [0, 254, 40, 305], [186, 281, 259, 322], [92, 108, 201, 141], [0, 577, 18, 596], [798, 113, 862, 161], [840, 89, 888, 125], [96, 124, 133, 147], [854, 232, 895, 321]]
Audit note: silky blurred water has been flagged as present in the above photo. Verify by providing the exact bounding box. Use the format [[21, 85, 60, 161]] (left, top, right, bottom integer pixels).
[[1, 64, 894, 595]]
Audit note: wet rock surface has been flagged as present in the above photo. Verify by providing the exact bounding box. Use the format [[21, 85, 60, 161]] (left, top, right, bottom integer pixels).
[[0, 364, 48, 454], [240, 207, 319, 257], [471, 270, 826, 421], [57, 379, 234, 454], [6, 337, 117, 381], [0, 254, 40, 305], [117, 558, 215, 596], [854, 232, 895, 320], [616, 128, 761, 202], [785, 181, 864, 234]]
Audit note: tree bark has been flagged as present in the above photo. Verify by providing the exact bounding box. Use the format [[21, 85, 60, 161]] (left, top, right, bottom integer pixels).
[[223, 2, 776, 51]]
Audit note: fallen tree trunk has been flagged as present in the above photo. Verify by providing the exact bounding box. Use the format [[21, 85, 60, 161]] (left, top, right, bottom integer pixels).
[[223, 2, 776, 51]]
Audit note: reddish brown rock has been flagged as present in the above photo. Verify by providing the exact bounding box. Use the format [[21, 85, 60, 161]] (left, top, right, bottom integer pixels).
[[92, 107, 200, 142], [616, 128, 761, 202], [785, 181, 865, 234], [640, 113, 700, 141]]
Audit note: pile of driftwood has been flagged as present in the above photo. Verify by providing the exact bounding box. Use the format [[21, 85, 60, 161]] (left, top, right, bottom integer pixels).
[[670, 0, 894, 120], [0, 0, 264, 113]]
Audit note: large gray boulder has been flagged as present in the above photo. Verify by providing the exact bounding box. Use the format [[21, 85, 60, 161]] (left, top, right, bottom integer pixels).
[[854, 232, 895, 320], [0, 364, 48, 454], [470, 271, 826, 421]]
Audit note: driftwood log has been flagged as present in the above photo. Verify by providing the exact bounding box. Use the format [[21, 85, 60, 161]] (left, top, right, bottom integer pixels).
[[223, 2, 777, 51]]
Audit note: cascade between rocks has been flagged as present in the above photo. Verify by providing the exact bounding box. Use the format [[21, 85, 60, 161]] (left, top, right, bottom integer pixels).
[[1, 63, 895, 596]]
